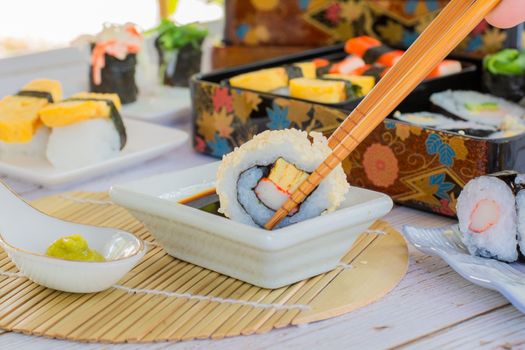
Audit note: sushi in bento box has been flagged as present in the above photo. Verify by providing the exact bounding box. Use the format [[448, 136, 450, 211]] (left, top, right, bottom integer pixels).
[[224, 0, 521, 60], [190, 40, 525, 218]]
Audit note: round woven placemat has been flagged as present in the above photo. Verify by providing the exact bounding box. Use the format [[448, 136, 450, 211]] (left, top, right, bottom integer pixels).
[[0, 192, 408, 343]]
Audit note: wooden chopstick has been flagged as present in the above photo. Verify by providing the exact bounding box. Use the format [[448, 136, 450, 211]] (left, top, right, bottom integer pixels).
[[264, 0, 501, 230], [327, 0, 473, 148]]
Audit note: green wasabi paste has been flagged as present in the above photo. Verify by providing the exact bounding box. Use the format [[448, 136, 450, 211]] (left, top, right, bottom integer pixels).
[[46, 234, 105, 262]]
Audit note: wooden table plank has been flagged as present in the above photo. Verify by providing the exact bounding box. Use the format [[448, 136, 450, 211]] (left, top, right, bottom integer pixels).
[[0, 206, 516, 349], [399, 305, 525, 350]]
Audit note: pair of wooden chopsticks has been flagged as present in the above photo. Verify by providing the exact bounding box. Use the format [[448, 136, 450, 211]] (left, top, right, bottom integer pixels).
[[265, 0, 502, 230]]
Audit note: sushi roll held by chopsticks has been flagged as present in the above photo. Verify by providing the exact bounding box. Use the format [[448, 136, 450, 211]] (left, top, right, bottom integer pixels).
[[39, 92, 126, 169], [216, 129, 349, 229]]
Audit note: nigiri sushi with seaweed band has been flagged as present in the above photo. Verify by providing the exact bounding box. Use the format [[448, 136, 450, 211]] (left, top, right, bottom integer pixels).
[[39, 92, 126, 169], [216, 129, 350, 229], [0, 79, 62, 159], [457, 172, 525, 262]]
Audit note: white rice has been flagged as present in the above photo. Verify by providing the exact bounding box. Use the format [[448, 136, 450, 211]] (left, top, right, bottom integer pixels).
[[393, 111, 452, 126], [0, 126, 50, 159], [436, 121, 496, 131], [216, 129, 350, 229], [46, 118, 120, 169], [430, 90, 525, 127], [456, 176, 518, 262]]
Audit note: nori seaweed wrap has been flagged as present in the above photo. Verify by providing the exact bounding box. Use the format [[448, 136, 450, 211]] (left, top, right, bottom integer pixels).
[[155, 39, 204, 87], [149, 20, 208, 87], [86, 23, 143, 105], [89, 50, 138, 105], [482, 49, 525, 102]]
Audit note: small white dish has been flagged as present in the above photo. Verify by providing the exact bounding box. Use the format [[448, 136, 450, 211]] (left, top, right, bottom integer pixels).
[[110, 162, 393, 289], [403, 225, 525, 314], [0, 181, 146, 293], [0, 119, 188, 187], [121, 86, 191, 124]]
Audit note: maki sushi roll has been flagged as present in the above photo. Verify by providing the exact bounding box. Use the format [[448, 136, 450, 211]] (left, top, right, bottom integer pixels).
[[39, 92, 126, 169], [392, 111, 452, 127], [82, 23, 143, 104], [430, 90, 525, 127], [0, 79, 62, 159], [456, 172, 525, 262], [216, 129, 350, 229], [148, 20, 208, 87], [482, 49, 525, 102]]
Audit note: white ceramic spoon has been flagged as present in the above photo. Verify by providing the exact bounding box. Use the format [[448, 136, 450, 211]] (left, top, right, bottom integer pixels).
[[0, 181, 146, 293]]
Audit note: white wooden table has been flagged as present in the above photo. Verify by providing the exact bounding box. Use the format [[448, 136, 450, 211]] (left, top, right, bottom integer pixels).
[[1, 117, 524, 350], [1, 48, 524, 350]]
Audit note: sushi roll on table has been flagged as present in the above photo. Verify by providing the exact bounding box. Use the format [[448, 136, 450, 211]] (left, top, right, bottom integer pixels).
[[457, 172, 525, 262], [39, 92, 126, 169], [0, 79, 62, 159], [216, 129, 349, 229]]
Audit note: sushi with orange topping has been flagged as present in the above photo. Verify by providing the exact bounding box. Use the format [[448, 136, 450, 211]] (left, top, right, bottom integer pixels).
[[76, 23, 143, 104]]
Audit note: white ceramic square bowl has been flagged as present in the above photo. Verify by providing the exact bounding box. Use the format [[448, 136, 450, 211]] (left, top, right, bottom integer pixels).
[[110, 162, 393, 288]]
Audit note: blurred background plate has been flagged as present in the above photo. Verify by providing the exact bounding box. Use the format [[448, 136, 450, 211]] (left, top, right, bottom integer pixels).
[[120, 86, 191, 124]]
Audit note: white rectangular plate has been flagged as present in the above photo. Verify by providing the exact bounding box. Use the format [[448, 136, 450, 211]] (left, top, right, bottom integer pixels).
[[0, 119, 188, 187]]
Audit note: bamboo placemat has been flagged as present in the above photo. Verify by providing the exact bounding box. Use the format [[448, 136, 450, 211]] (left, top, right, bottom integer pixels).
[[0, 192, 409, 343]]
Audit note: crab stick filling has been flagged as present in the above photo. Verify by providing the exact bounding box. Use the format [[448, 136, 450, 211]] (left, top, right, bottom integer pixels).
[[255, 178, 291, 212], [468, 199, 500, 233], [253, 158, 309, 213]]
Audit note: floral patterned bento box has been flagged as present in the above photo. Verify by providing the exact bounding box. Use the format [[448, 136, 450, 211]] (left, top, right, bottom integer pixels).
[[190, 45, 525, 218]]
